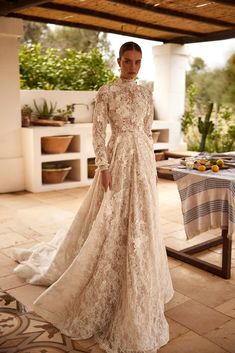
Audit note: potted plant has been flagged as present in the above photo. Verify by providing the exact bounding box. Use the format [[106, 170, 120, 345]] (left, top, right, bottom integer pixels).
[[21, 104, 33, 127], [42, 162, 72, 184], [54, 104, 75, 123], [34, 99, 57, 120]]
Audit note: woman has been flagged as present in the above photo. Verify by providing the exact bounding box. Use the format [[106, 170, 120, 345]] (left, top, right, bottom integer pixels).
[[13, 42, 174, 353]]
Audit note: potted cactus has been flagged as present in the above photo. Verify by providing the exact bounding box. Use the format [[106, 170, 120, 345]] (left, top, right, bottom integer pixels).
[[34, 99, 57, 120], [198, 102, 214, 152]]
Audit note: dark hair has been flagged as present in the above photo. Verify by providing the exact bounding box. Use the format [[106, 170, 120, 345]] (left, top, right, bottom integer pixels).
[[119, 41, 142, 58]]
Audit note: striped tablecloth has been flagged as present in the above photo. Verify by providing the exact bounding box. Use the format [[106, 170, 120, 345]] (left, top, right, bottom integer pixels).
[[172, 167, 235, 239]]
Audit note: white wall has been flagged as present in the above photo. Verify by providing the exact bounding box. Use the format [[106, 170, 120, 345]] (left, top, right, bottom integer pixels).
[[152, 43, 188, 150], [0, 17, 24, 192], [20, 90, 96, 123]]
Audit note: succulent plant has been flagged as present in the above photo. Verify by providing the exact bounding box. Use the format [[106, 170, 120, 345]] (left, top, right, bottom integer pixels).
[[34, 99, 57, 119]]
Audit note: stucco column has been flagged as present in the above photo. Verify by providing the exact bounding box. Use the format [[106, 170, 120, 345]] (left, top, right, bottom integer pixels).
[[0, 17, 24, 192], [152, 43, 188, 150]]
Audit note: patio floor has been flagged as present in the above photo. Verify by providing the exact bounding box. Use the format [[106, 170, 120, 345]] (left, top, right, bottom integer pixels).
[[0, 178, 235, 353]]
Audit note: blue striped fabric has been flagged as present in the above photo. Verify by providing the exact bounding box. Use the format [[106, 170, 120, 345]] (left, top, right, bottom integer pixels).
[[172, 168, 235, 239]]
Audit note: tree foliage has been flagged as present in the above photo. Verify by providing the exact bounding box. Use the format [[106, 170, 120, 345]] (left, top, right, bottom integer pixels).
[[21, 21, 48, 44], [223, 53, 235, 106], [186, 55, 235, 108], [20, 43, 115, 90], [182, 84, 235, 152], [182, 54, 235, 152], [21, 21, 115, 68]]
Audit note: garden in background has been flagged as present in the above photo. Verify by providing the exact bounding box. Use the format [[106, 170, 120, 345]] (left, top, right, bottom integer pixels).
[[182, 56, 235, 152], [19, 21, 235, 153]]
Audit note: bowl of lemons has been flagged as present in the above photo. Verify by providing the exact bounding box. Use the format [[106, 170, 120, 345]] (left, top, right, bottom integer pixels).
[[194, 158, 225, 172]]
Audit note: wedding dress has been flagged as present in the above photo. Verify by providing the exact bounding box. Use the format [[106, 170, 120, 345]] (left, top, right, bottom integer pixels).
[[13, 78, 174, 353]]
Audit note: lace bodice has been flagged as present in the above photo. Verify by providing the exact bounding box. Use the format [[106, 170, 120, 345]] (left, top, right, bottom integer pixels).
[[92, 78, 153, 170]]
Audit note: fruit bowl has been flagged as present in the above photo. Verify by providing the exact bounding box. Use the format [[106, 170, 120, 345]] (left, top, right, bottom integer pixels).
[[181, 158, 228, 172]]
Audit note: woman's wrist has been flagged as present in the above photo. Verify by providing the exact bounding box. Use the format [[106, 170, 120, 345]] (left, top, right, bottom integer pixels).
[[101, 168, 109, 173]]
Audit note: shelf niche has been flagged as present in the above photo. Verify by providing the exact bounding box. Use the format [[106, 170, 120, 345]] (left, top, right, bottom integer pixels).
[[41, 159, 81, 184], [41, 135, 80, 155]]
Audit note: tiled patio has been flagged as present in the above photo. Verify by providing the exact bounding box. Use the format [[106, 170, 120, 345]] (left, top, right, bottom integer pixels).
[[0, 179, 234, 353]]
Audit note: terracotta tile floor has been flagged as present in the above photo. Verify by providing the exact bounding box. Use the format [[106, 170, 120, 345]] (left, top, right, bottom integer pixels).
[[0, 179, 235, 353]]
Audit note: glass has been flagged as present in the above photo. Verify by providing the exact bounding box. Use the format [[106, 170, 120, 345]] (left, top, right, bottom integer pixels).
[[185, 157, 195, 169]]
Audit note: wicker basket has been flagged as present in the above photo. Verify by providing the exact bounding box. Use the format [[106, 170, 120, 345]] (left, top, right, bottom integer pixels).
[[88, 163, 97, 178], [41, 135, 73, 154], [42, 166, 72, 184]]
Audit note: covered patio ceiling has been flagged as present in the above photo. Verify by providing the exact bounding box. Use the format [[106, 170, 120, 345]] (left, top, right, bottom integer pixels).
[[1, 0, 235, 44]]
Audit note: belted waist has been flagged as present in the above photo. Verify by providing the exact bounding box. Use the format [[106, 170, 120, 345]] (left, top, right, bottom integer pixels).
[[111, 129, 144, 136]]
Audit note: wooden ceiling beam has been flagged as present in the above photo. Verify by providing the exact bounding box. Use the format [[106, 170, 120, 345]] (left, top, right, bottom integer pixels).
[[9, 12, 166, 42], [109, 0, 235, 27], [212, 0, 235, 7], [170, 28, 235, 44], [0, 0, 51, 16], [38, 2, 203, 38]]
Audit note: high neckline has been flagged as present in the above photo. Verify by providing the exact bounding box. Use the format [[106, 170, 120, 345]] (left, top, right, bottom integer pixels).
[[116, 78, 137, 85]]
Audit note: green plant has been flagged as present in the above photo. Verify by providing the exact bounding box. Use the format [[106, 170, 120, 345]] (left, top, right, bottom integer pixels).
[[207, 107, 235, 152], [181, 84, 197, 135], [198, 102, 214, 152], [21, 104, 33, 117], [20, 44, 115, 90], [182, 83, 235, 152], [55, 104, 75, 121], [34, 98, 57, 119]]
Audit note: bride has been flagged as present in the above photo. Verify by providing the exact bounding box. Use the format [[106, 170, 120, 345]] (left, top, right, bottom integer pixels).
[[13, 41, 174, 353]]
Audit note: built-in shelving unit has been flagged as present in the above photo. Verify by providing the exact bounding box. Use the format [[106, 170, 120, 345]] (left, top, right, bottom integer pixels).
[[152, 120, 171, 152], [22, 121, 171, 192]]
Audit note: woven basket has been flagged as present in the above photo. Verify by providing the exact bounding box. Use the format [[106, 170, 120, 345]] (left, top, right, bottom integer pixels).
[[42, 166, 72, 184], [41, 135, 73, 154], [88, 163, 97, 178]]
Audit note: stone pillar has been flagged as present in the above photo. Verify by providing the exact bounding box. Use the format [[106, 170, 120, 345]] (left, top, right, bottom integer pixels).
[[152, 43, 188, 150], [0, 17, 24, 192]]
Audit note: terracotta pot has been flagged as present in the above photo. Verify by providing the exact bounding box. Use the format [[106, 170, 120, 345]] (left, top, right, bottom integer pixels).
[[42, 166, 72, 184], [41, 135, 73, 154], [22, 116, 31, 127], [88, 163, 97, 178]]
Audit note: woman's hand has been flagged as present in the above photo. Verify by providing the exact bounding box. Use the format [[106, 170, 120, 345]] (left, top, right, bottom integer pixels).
[[101, 170, 112, 192]]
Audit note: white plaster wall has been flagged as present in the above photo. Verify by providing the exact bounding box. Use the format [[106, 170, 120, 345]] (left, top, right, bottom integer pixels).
[[0, 17, 24, 192], [152, 43, 188, 150], [20, 90, 97, 123]]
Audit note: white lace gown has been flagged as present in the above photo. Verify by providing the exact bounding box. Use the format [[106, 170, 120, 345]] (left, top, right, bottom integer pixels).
[[13, 78, 174, 353]]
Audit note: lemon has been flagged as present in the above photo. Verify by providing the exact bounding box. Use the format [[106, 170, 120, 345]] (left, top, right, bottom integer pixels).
[[216, 159, 224, 167], [197, 165, 206, 172], [211, 165, 220, 172], [199, 159, 207, 165]]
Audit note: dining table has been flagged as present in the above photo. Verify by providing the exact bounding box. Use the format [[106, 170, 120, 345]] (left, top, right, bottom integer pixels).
[[167, 162, 235, 279]]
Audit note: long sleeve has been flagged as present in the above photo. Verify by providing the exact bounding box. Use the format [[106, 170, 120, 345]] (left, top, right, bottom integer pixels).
[[144, 89, 154, 140], [92, 87, 109, 171]]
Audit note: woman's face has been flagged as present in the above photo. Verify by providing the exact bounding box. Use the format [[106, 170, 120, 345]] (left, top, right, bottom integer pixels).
[[117, 50, 142, 80]]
